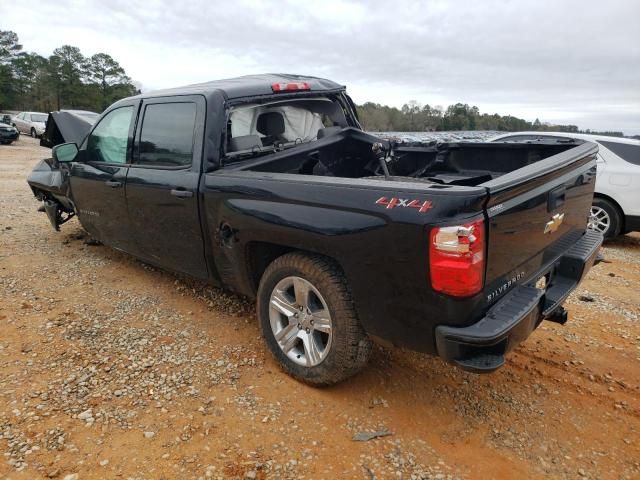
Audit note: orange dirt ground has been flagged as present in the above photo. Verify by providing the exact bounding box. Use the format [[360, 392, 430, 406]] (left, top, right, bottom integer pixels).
[[1, 137, 638, 479]]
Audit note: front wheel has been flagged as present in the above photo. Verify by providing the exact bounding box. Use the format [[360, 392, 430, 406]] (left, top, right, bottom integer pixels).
[[257, 253, 372, 386], [588, 198, 621, 239]]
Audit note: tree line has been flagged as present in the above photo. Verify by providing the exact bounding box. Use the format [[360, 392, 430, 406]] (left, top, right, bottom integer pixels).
[[356, 100, 624, 137], [0, 30, 138, 114]]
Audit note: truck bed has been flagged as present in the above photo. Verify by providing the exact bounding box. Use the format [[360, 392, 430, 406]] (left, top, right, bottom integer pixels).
[[236, 127, 582, 187]]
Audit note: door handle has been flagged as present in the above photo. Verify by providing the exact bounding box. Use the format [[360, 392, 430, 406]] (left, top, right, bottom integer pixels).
[[170, 189, 193, 198], [105, 180, 122, 188]]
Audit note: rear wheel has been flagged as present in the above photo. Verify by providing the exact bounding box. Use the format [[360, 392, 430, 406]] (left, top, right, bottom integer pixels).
[[588, 198, 621, 239], [257, 252, 372, 386], [30, 128, 37, 138]]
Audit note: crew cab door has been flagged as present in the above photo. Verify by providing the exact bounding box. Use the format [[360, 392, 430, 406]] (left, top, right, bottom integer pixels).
[[70, 103, 138, 252], [125, 95, 208, 279]]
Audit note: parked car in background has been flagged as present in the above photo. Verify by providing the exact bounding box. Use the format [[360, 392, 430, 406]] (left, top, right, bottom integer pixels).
[[12, 111, 48, 138], [0, 121, 19, 144], [491, 132, 640, 239], [1, 114, 12, 125]]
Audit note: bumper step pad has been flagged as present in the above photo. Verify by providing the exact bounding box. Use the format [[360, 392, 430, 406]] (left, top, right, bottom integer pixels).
[[455, 353, 505, 372]]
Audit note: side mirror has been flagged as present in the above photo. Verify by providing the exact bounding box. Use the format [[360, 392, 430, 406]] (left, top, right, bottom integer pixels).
[[52, 142, 78, 163]]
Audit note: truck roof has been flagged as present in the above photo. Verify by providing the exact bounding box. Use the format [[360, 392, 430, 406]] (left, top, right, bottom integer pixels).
[[136, 73, 345, 101]]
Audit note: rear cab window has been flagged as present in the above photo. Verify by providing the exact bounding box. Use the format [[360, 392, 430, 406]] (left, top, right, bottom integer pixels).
[[225, 96, 348, 159], [134, 102, 197, 168]]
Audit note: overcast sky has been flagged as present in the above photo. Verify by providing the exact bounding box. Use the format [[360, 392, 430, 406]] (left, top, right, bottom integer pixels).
[[3, 0, 639, 134]]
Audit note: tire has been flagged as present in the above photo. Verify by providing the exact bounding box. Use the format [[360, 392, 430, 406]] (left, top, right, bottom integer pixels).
[[30, 128, 37, 138], [589, 198, 621, 239], [257, 252, 372, 386]]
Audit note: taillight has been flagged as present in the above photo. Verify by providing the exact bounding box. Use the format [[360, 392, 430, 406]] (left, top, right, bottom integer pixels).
[[429, 219, 485, 297], [271, 82, 311, 92]]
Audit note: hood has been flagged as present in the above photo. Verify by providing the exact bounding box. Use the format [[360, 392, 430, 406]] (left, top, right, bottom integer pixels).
[[40, 110, 99, 148], [0, 122, 14, 128]]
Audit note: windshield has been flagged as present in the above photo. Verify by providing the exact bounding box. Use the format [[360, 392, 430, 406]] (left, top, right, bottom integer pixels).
[[225, 97, 348, 159], [31, 114, 48, 123]]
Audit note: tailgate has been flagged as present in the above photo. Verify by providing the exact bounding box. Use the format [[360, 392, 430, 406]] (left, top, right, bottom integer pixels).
[[481, 141, 598, 304]]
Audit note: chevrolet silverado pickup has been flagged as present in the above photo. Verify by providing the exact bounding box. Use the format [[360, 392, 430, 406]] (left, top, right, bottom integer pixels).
[[27, 74, 603, 385]]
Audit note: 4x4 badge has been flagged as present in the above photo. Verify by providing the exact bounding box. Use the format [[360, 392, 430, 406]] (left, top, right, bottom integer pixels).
[[544, 213, 565, 234], [375, 197, 433, 213]]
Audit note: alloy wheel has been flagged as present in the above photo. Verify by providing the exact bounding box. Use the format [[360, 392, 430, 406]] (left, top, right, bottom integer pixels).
[[588, 206, 610, 234], [268, 276, 332, 367]]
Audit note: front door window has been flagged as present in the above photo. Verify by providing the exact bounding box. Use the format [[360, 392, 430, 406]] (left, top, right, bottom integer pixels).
[[85, 107, 134, 164]]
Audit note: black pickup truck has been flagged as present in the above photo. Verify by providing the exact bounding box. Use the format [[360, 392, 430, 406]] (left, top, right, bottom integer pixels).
[[27, 74, 603, 385]]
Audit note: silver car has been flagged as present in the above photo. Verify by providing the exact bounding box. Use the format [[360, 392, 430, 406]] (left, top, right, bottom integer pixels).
[[12, 111, 48, 138]]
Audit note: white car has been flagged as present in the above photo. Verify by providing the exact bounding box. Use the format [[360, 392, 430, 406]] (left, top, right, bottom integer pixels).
[[12, 111, 48, 138], [491, 132, 640, 238]]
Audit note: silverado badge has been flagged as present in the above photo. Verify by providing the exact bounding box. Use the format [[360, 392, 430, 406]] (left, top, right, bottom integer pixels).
[[544, 213, 565, 234]]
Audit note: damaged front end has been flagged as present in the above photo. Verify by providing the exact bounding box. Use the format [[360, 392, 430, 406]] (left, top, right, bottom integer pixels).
[[27, 157, 75, 231], [27, 110, 97, 231], [40, 198, 75, 231]]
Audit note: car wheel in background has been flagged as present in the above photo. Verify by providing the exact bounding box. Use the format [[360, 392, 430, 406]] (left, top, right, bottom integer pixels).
[[257, 252, 372, 386], [30, 128, 37, 138], [588, 198, 621, 239]]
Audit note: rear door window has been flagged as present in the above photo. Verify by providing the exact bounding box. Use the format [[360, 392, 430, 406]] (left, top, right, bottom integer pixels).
[[136, 102, 196, 167], [598, 141, 640, 166]]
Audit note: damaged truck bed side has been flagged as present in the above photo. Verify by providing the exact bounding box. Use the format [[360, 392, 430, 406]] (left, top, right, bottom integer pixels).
[[27, 74, 602, 385]]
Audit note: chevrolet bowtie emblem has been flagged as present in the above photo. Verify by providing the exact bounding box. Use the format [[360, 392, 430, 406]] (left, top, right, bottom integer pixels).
[[544, 213, 565, 234]]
